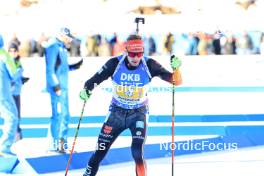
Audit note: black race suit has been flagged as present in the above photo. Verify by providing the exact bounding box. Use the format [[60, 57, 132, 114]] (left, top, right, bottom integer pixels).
[[83, 56, 174, 176]]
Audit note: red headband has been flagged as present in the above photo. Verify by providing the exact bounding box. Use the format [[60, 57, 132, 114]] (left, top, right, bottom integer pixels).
[[126, 39, 144, 52]]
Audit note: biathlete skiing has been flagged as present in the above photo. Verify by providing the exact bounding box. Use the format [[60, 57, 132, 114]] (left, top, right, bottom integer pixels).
[[77, 17, 183, 176]]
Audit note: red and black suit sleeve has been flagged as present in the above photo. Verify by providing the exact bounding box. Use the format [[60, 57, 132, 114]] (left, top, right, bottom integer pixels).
[[146, 58, 174, 83]]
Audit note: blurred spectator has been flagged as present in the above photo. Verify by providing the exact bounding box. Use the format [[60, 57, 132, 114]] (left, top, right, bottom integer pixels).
[[109, 33, 118, 55], [174, 33, 197, 55], [5, 30, 264, 57], [36, 33, 49, 57], [144, 35, 156, 56], [187, 32, 199, 55], [8, 43, 29, 141], [237, 31, 253, 55], [0, 34, 22, 157], [98, 37, 111, 56], [212, 31, 222, 55], [70, 37, 81, 57], [19, 39, 31, 57], [221, 33, 237, 55], [197, 32, 211, 55], [259, 33, 264, 55], [93, 34, 102, 56], [86, 35, 96, 56], [148, 36, 156, 56], [29, 38, 38, 56], [164, 32, 174, 54], [9, 34, 21, 48], [112, 35, 125, 56]]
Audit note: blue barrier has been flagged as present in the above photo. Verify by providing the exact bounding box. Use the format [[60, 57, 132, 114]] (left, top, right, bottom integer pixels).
[[1, 114, 264, 125], [1, 126, 227, 138], [1, 114, 264, 174], [25, 129, 264, 174]]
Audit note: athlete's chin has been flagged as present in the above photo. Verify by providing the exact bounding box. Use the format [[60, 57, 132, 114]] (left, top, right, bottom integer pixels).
[[131, 61, 140, 66]]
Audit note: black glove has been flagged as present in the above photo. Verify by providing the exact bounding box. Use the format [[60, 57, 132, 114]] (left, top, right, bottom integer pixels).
[[22, 77, 30, 84], [69, 58, 83, 70]]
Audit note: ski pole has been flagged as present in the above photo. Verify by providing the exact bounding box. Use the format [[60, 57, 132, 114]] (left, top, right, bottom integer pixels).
[[170, 55, 178, 176], [171, 65, 182, 176], [171, 73, 175, 176], [65, 100, 87, 176]]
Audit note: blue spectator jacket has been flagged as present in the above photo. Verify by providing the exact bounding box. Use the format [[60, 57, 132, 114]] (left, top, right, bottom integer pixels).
[[44, 38, 70, 92], [11, 58, 23, 96], [0, 49, 22, 100]]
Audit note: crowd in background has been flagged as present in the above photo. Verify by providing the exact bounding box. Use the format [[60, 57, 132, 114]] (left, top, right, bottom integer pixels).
[[6, 30, 264, 58]]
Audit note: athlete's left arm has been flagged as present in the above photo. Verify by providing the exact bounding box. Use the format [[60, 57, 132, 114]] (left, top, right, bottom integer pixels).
[[146, 58, 182, 85]]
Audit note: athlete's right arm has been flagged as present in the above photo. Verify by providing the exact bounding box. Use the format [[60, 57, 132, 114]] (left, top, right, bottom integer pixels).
[[83, 57, 119, 91], [80, 57, 119, 101]]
